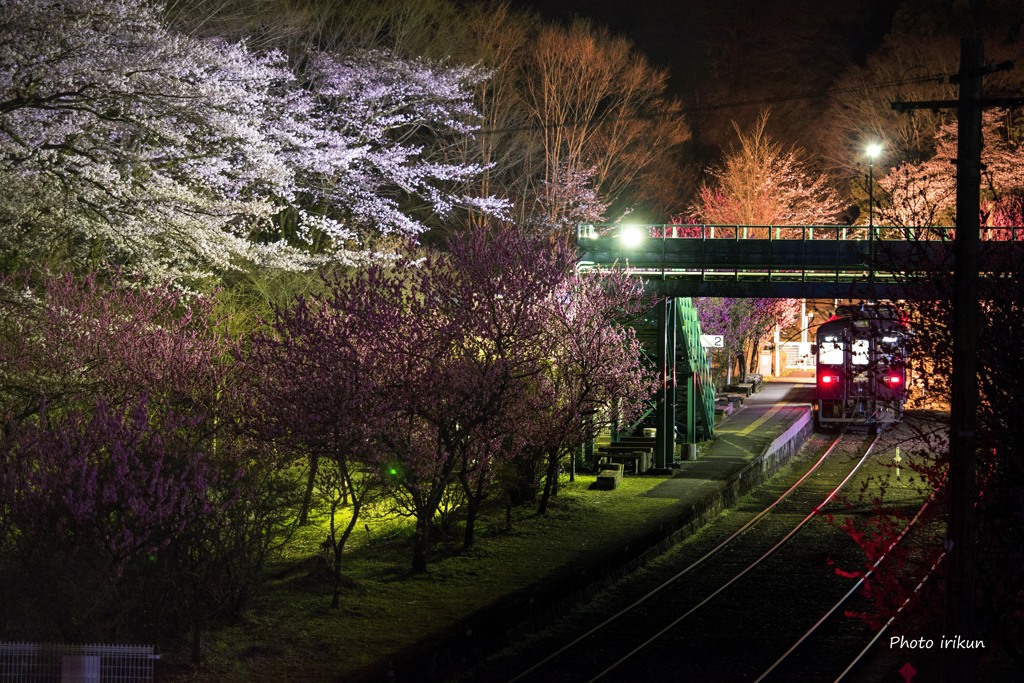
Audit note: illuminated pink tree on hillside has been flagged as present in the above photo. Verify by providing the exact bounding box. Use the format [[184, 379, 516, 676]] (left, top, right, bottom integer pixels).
[[688, 111, 843, 233], [877, 108, 1024, 232]]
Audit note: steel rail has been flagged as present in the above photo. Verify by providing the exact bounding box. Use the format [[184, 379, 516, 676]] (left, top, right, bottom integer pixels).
[[586, 432, 882, 683], [754, 482, 942, 682], [833, 552, 946, 683], [504, 430, 850, 683]]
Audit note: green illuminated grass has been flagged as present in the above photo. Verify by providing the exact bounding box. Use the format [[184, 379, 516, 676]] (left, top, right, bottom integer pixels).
[[166, 473, 679, 682]]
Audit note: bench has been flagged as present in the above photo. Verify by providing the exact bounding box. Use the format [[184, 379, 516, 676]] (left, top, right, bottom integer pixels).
[[714, 399, 735, 417], [595, 463, 623, 489], [723, 383, 751, 397], [721, 392, 745, 407], [744, 374, 764, 391], [597, 446, 653, 473], [614, 438, 655, 448]]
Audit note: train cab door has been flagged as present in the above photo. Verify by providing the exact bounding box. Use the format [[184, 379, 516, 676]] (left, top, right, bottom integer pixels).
[[849, 330, 871, 394], [846, 317, 875, 422]]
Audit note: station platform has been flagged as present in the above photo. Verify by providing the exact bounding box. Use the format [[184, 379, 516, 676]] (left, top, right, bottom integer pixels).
[[643, 380, 813, 504], [375, 380, 815, 682]]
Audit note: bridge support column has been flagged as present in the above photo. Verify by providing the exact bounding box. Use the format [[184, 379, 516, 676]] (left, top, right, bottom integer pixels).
[[655, 297, 677, 469]]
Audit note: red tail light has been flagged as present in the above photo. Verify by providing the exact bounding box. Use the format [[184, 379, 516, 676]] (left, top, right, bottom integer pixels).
[[819, 373, 838, 385], [886, 374, 903, 386]]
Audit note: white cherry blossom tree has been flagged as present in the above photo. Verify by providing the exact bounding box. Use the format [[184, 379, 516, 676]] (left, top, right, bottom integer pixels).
[[0, 0, 498, 281]]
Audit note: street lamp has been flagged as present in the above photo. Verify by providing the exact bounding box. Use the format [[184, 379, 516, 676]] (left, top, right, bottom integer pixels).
[[866, 143, 883, 231], [866, 143, 882, 288]]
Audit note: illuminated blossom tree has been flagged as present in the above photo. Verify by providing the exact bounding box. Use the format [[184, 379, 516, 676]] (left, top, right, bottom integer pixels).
[[689, 111, 843, 231], [0, 397, 219, 603], [244, 267, 399, 605], [0, 273, 251, 646], [529, 268, 658, 514], [364, 229, 566, 570], [695, 296, 799, 383], [695, 297, 748, 385], [0, 0, 498, 280], [0, 273, 223, 422], [439, 228, 567, 548], [877, 108, 1024, 232]]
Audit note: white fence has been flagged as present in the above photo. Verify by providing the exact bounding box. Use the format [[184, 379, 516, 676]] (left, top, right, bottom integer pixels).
[[0, 643, 158, 683], [781, 342, 815, 368]]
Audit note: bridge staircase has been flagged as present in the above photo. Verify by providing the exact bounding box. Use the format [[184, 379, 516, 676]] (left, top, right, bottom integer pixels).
[[609, 297, 715, 469]]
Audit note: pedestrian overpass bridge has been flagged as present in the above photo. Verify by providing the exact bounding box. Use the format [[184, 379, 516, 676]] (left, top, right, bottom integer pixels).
[[576, 223, 1024, 298]]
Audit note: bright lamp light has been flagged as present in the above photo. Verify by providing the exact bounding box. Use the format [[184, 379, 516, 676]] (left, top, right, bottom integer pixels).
[[619, 224, 645, 249], [866, 142, 883, 159]]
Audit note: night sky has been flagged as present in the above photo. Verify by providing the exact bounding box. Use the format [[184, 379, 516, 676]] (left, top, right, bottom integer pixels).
[[469, 0, 903, 154]]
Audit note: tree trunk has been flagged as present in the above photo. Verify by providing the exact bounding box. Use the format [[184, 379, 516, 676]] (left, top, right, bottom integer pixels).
[[536, 447, 559, 515], [462, 472, 487, 549], [330, 497, 360, 608], [298, 454, 319, 526], [463, 496, 479, 549], [411, 516, 430, 574], [190, 594, 203, 665]]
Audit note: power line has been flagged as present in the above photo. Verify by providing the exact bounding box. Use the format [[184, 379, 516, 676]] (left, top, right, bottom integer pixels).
[[479, 72, 955, 135]]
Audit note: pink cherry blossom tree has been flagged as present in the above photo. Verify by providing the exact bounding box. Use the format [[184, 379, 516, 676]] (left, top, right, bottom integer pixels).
[[0, 272, 255, 647], [0, 272, 224, 422], [368, 254, 465, 574], [439, 227, 568, 548], [0, 397, 228, 642], [529, 267, 658, 515], [243, 266, 399, 605], [695, 296, 798, 384], [688, 111, 843, 234], [877, 108, 1024, 231]]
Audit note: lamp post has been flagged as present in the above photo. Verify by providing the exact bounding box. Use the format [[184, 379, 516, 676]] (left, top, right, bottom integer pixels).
[[866, 143, 882, 233], [866, 143, 882, 287]]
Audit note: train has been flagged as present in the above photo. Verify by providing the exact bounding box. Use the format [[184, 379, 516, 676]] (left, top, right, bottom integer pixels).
[[813, 303, 910, 431]]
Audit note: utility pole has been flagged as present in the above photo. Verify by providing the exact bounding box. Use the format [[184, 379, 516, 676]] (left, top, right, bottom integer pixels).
[[948, 36, 982, 683], [892, 37, 1019, 683]]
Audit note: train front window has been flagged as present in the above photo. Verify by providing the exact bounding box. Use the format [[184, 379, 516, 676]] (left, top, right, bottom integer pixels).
[[819, 336, 843, 365], [878, 334, 903, 364], [852, 339, 869, 365]]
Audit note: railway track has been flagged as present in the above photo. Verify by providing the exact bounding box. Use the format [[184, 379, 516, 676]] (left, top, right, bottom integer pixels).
[[465, 425, 937, 683]]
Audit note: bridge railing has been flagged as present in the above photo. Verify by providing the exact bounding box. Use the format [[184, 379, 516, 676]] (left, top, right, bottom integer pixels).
[[578, 224, 1024, 242]]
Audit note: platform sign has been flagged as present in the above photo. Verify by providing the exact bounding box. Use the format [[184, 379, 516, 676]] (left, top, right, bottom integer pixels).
[[700, 334, 724, 348]]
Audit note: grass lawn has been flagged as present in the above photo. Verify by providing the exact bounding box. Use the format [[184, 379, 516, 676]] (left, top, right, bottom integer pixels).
[[164, 472, 681, 682]]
